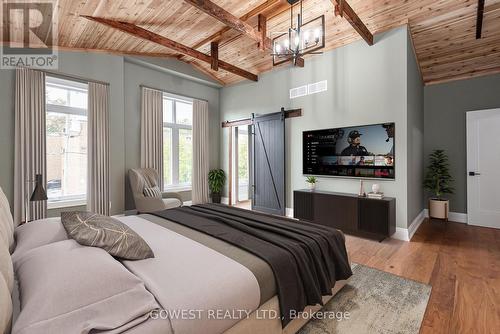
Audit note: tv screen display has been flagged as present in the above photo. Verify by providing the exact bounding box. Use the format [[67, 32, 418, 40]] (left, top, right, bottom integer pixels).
[[303, 123, 395, 179]]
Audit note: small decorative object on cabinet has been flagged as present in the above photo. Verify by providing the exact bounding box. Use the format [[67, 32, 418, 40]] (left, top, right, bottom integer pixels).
[[358, 180, 366, 197], [372, 183, 381, 194], [208, 169, 226, 204], [305, 176, 317, 191], [424, 149, 454, 220]]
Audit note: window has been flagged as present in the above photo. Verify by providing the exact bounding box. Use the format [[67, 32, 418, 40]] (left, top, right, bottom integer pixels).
[[163, 94, 193, 190], [46, 76, 88, 207]]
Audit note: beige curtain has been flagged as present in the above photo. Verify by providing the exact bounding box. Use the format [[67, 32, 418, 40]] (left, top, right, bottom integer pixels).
[[14, 68, 47, 224], [140, 87, 164, 190], [192, 99, 210, 204], [87, 82, 110, 215]]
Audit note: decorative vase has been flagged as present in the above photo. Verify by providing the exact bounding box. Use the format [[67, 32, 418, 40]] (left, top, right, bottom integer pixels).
[[429, 199, 449, 220], [358, 180, 366, 197], [308, 182, 316, 191], [372, 184, 381, 194], [211, 193, 222, 204]]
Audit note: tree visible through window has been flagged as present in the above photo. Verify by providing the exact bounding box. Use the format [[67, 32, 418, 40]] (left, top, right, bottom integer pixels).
[[163, 95, 193, 189], [45, 76, 88, 205]]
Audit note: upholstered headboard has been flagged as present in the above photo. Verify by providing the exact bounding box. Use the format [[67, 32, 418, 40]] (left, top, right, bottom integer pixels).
[[0, 186, 14, 334]]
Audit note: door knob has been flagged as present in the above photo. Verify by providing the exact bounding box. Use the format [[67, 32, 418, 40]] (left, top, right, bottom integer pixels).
[[469, 171, 481, 176]]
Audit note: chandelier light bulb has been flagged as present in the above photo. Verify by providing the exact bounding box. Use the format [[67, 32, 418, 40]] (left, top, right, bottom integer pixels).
[[303, 30, 310, 43], [275, 43, 282, 54], [294, 35, 300, 47], [284, 39, 290, 49], [314, 28, 321, 42]]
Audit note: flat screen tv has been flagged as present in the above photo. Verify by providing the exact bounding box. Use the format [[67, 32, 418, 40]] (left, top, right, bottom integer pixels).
[[303, 123, 395, 179]]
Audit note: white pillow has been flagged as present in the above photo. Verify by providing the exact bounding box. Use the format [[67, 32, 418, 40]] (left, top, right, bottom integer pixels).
[[12, 218, 67, 262], [13, 240, 159, 334]]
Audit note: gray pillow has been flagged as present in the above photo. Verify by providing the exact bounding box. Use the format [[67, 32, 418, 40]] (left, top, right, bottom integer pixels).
[[61, 211, 154, 260], [143, 186, 161, 198]]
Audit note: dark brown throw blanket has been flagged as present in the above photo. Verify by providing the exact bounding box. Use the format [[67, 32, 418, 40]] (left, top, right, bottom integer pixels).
[[152, 204, 352, 327]]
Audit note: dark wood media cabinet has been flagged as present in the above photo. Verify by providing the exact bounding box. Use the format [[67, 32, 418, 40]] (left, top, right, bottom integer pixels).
[[293, 190, 396, 241]]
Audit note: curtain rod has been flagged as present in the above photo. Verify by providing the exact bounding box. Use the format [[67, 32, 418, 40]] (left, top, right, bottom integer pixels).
[[139, 84, 208, 103], [41, 69, 110, 86]]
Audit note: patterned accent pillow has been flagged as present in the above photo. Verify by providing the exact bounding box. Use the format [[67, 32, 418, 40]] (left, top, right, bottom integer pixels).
[[61, 211, 154, 260], [143, 186, 161, 198]]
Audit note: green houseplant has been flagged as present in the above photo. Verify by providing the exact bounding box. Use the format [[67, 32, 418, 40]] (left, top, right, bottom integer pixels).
[[306, 176, 317, 191], [424, 149, 454, 220], [208, 169, 226, 203]]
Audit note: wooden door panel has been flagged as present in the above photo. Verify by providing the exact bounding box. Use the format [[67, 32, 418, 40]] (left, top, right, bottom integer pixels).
[[252, 112, 285, 216]]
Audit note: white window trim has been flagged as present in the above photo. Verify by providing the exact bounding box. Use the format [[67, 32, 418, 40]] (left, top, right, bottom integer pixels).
[[163, 95, 193, 190], [46, 76, 89, 208], [47, 198, 87, 210]]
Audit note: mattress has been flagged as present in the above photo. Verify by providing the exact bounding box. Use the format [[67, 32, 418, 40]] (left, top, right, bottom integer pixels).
[[141, 213, 277, 304]]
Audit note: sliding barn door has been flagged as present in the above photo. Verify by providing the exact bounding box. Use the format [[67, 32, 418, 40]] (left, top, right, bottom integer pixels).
[[251, 112, 285, 216]]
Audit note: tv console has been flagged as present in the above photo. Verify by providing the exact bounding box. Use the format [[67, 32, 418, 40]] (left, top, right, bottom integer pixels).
[[293, 189, 396, 241]]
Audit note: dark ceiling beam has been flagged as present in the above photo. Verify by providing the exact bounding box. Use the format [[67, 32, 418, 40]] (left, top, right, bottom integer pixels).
[[189, 0, 282, 51], [258, 14, 267, 51], [210, 41, 219, 70], [331, 0, 373, 46], [183, 0, 272, 49], [476, 0, 485, 39], [81, 15, 258, 81]]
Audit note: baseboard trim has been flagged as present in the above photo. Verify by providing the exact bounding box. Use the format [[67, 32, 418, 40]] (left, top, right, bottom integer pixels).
[[408, 210, 426, 240], [423, 209, 467, 224], [392, 228, 410, 241], [391, 209, 426, 242]]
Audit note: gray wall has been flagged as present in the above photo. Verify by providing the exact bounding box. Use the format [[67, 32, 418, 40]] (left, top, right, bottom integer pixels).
[[424, 73, 500, 213], [0, 51, 126, 216], [123, 59, 220, 210], [406, 33, 425, 223], [0, 70, 15, 214], [0, 51, 220, 217], [220, 26, 423, 228]]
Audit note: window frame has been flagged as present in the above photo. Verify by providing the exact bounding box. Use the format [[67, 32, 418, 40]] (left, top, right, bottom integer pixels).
[[45, 76, 89, 209], [162, 94, 193, 191]]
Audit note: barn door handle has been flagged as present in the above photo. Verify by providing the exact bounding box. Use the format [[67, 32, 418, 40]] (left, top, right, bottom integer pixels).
[[468, 171, 481, 176]]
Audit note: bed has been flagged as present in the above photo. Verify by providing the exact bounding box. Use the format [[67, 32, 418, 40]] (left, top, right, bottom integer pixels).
[[0, 187, 352, 334]]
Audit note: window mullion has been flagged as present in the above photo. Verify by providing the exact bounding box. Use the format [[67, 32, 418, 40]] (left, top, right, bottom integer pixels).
[[172, 101, 179, 185]]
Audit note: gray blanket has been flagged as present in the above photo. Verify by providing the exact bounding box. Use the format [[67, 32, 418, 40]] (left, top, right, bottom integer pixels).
[[151, 204, 353, 327]]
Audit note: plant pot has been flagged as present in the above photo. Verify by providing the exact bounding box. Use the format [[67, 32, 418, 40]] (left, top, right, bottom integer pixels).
[[211, 193, 222, 204], [429, 199, 449, 220], [307, 183, 316, 191]]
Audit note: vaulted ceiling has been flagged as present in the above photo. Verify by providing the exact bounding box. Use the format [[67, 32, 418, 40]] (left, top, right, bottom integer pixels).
[[3, 0, 500, 86]]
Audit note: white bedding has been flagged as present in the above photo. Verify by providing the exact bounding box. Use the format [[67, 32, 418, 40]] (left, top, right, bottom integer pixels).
[[10, 215, 263, 334], [119, 215, 261, 334]]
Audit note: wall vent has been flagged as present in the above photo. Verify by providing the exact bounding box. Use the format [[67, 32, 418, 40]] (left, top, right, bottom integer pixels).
[[289, 85, 308, 99], [308, 80, 328, 95]]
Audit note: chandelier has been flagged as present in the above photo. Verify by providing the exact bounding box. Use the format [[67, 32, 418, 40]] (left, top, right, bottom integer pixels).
[[271, 0, 325, 67]]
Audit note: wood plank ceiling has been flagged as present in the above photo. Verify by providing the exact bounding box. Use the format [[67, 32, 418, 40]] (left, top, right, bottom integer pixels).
[[3, 0, 500, 86]]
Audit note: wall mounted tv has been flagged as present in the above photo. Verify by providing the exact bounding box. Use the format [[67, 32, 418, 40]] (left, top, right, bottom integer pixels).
[[303, 123, 395, 179]]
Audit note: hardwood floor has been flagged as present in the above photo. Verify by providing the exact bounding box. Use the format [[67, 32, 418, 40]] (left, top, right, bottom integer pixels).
[[229, 202, 500, 333], [345, 219, 500, 334]]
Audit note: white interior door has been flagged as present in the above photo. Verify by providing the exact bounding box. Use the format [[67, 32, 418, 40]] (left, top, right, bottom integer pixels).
[[467, 109, 500, 229]]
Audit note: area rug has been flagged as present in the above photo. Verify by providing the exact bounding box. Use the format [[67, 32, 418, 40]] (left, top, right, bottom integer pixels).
[[298, 264, 431, 334]]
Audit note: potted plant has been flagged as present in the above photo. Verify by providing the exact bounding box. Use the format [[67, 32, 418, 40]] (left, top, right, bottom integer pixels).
[[424, 149, 454, 220], [208, 169, 226, 203], [306, 176, 317, 191]]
